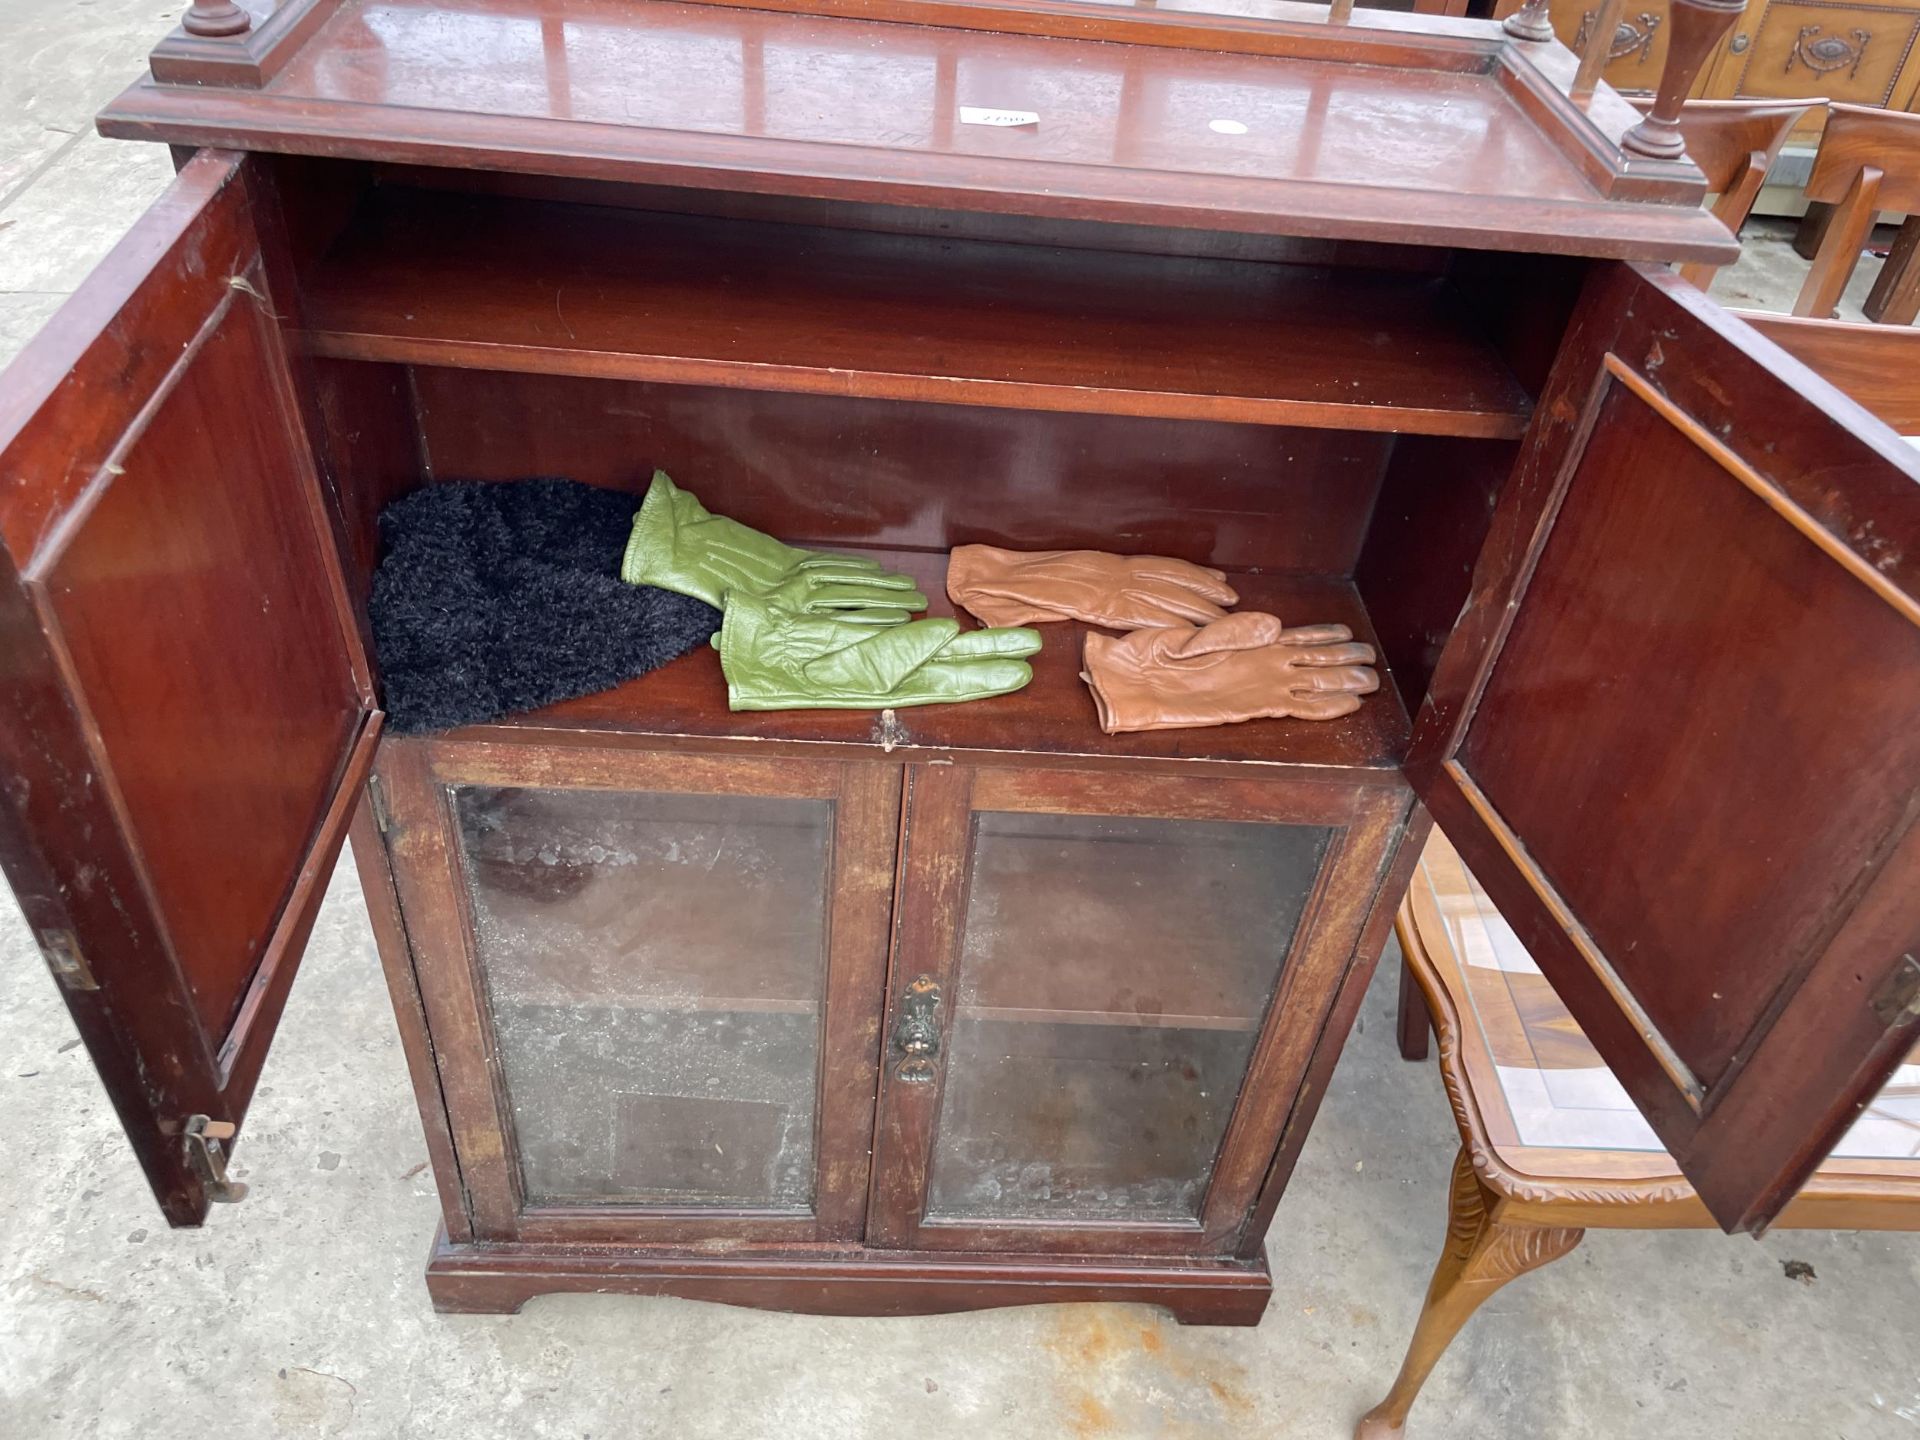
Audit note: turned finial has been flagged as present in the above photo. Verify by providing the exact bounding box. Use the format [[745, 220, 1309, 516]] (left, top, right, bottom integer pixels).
[[1502, 0, 1556, 42], [1621, 0, 1746, 157], [182, 0, 252, 37]]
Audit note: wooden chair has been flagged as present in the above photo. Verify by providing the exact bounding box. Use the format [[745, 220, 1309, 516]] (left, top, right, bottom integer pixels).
[[1792, 103, 1920, 322], [1737, 310, 1920, 431], [1625, 97, 1815, 288], [1359, 828, 1920, 1440]]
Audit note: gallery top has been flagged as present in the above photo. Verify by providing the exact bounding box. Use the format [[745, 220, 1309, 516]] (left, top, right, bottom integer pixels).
[[96, 0, 1742, 263]]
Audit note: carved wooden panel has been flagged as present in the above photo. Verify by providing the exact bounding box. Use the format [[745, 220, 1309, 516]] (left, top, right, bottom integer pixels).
[[1715, 0, 1920, 108], [1493, 0, 1680, 93]]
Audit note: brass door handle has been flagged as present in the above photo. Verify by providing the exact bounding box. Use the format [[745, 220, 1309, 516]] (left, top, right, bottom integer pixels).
[[890, 975, 943, 1084]]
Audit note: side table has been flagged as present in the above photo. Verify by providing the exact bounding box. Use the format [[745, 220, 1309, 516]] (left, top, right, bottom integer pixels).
[[1358, 829, 1920, 1439]]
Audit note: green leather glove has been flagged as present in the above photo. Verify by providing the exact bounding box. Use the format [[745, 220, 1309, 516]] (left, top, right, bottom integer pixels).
[[622, 471, 927, 624], [717, 595, 1042, 711]]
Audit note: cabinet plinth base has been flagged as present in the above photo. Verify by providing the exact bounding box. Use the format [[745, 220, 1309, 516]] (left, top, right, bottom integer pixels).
[[423, 1229, 1273, 1325]]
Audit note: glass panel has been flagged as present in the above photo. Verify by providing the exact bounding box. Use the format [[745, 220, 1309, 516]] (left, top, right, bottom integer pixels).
[[453, 785, 832, 1209], [925, 811, 1330, 1224]]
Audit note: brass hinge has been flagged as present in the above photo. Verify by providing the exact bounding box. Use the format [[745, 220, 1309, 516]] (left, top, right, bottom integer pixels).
[[38, 929, 98, 992], [183, 1115, 249, 1204], [367, 774, 391, 834], [1870, 954, 1920, 1027]]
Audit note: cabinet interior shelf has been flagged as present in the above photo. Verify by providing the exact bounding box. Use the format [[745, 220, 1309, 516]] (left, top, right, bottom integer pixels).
[[465, 549, 1414, 776], [297, 187, 1534, 440]]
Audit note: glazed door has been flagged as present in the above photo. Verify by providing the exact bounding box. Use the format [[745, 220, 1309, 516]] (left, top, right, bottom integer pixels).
[[1411, 262, 1920, 1235], [375, 740, 896, 1245], [0, 151, 379, 1225], [869, 763, 1407, 1255]]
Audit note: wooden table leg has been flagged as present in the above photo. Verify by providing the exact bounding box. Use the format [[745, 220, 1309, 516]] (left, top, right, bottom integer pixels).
[[1356, 1149, 1584, 1440], [1794, 200, 1834, 261], [1397, 955, 1431, 1062], [1864, 214, 1920, 325]]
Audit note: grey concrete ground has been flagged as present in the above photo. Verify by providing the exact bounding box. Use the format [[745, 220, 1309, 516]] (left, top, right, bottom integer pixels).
[[2, 7, 1918, 1437]]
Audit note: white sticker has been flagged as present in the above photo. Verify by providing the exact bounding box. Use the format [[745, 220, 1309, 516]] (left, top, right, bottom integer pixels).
[[1209, 118, 1249, 135], [960, 106, 1040, 128]]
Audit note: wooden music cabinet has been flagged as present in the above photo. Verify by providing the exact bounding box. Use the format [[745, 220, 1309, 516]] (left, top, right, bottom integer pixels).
[[2, 0, 1917, 1324]]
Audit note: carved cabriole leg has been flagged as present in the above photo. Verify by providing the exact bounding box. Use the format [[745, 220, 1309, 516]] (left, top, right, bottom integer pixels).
[[1355, 1149, 1584, 1440]]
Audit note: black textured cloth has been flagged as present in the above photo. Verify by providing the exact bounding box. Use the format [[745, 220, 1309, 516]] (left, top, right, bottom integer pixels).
[[369, 478, 721, 734]]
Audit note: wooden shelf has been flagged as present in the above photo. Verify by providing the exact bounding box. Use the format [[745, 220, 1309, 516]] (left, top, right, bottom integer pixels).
[[298, 187, 1533, 439], [455, 551, 1414, 779]]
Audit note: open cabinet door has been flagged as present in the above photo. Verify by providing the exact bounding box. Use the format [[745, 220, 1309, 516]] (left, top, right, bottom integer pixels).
[[0, 151, 381, 1226], [1410, 263, 1920, 1235]]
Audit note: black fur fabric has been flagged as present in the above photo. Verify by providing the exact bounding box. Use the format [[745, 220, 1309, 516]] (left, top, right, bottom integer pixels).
[[369, 478, 721, 734]]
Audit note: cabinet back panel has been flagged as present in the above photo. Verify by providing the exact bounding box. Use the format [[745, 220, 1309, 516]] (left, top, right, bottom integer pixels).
[[307, 358, 421, 612], [407, 368, 1394, 573], [1356, 433, 1516, 708]]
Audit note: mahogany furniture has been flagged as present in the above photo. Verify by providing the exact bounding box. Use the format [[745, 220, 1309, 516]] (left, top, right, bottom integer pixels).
[[1737, 308, 1920, 427], [1792, 103, 1920, 318], [1363, 828, 1920, 1440], [1, 0, 1918, 1322], [1497, 0, 1920, 142], [1627, 96, 1815, 285]]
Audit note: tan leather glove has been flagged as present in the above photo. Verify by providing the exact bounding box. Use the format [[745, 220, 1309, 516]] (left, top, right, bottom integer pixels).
[[1081, 613, 1379, 734], [947, 545, 1238, 629]]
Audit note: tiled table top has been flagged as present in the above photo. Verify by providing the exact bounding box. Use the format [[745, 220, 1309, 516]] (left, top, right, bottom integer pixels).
[[1409, 830, 1920, 1167]]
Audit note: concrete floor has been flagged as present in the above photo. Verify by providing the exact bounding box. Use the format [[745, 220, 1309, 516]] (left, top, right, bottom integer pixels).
[[3, 7, 1919, 1437]]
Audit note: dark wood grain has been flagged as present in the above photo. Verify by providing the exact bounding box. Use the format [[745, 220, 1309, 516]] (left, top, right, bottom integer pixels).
[[865, 764, 975, 1251], [1734, 312, 1920, 434], [1864, 215, 1920, 326], [1235, 800, 1429, 1256], [450, 550, 1415, 781], [11, 0, 1892, 1283], [298, 187, 1535, 438], [407, 368, 1397, 576], [1409, 262, 1920, 1234], [1803, 102, 1920, 215], [380, 737, 898, 1248], [1628, 98, 1812, 288], [349, 796, 476, 1244], [864, 762, 1406, 1256], [98, 0, 1738, 262], [0, 149, 376, 1224], [147, 0, 345, 88], [1197, 786, 1409, 1248], [1354, 434, 1518, 712], [1795, 104, 1920, 317], [423, 1226, 1273, 1322]]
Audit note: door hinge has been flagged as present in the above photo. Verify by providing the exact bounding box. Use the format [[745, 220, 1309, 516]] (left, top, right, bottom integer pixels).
[[183, 1115, 249, 1204], [367, 774, 391, 834], [38, 929, 98, 991], [1870, 954, 1920, 1027]]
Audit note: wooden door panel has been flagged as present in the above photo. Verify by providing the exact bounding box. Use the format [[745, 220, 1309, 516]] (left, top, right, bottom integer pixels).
[[0, 150, 378, 1225], [870, 763, 1409, 1255], [1719, 0, 1920, 110], [1411, 262, 1920, 1234], [378, 739, 896, 1246]]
